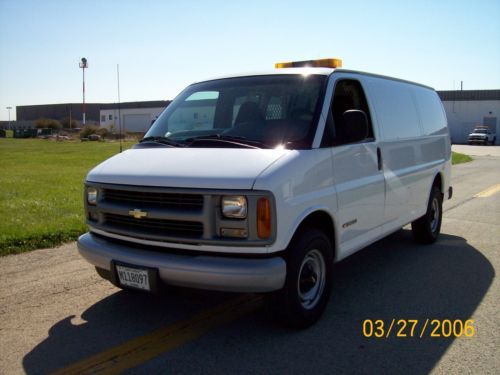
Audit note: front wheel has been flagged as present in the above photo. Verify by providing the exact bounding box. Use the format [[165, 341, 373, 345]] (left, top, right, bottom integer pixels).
[[411, 186, 443, 244], [267, 228, 333, 329]]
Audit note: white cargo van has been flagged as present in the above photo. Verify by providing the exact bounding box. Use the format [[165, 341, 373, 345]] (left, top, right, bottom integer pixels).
[[78, 59, 452, 327]]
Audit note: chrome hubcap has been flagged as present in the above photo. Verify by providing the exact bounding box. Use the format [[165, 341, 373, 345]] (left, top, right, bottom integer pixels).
[[297, 249, 326, 310], [430, 197, 440, 233]]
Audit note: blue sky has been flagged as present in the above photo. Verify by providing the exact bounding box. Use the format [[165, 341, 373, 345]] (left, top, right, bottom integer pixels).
[[0, 0, 499, 120]]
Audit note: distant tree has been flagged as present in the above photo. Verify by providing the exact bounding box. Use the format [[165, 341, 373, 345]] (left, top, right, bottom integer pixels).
[[80, 124, 99, 138], [35, 118, 50, 128], [47, 119, 62, 129], [96, 127, 110, 138], [35, 118, 61, 129], [60, 117, 80, 129]]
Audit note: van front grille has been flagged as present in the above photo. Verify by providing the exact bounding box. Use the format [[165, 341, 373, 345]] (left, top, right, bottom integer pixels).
[[103, 189, 204, 210], [104, 213, 203, 238]]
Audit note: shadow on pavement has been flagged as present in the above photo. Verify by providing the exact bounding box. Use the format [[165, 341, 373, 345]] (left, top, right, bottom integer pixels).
[[23, 230, 494, 374]]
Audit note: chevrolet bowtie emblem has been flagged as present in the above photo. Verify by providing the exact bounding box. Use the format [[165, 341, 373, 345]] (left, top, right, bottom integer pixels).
[[129, 209, 147, 219]]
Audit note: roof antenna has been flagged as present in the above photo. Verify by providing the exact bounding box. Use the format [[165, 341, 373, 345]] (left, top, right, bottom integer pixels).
[[117, 64, 122, 153]]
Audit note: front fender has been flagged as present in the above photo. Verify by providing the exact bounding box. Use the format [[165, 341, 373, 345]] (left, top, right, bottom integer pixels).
[[282, 206, 339, 259]]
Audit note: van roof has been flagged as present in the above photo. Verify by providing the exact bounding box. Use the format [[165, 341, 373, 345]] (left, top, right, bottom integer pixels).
[[195, 67, 335, 82], [194, 67, 434, 91]]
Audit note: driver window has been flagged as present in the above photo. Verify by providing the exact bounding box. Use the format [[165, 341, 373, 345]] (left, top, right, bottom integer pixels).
[[322, 79, 374, 147]]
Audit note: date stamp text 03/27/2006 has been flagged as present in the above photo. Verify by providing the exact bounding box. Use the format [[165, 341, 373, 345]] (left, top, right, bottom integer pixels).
[[362, 319, 475, 338]]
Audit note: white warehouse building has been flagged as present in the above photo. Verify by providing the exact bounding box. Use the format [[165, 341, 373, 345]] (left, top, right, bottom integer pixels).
[[99, 101, 170, 133], [438, 90, 500, 144]]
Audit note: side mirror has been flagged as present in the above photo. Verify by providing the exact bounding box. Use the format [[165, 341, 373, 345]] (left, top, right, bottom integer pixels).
[[341, 110, 369, 143]]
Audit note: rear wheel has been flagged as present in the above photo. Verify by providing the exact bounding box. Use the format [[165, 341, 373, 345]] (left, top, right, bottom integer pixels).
[[411, 186, 443, 244], [267, 228, 333, 329]]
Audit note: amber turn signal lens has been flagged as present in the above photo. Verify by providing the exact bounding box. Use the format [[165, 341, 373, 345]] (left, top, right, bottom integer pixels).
[[257, 198, 271, 239]]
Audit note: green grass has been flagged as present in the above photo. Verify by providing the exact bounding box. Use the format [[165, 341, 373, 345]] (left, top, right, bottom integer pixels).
[[452, 151, 473, 165], [0, 139, 134, 256]]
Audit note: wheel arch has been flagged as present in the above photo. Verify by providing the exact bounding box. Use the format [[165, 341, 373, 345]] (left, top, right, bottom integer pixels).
[[284, 208, 338, 261], [433, 172, 443, 194], [430, 170, 449, 199]]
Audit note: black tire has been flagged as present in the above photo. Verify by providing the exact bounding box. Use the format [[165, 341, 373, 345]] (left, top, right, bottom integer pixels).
[[267, 228, 333, 329], [411, 186, 443, 244]]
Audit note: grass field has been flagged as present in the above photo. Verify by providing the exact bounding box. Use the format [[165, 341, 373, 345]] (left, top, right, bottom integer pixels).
[[452, 151, 473, 165], [0, 139, 474, 256], [0, 139, 134, 255]]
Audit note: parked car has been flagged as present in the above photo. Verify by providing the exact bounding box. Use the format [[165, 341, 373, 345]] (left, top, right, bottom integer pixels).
[[77, 58, 452, 328], [468, 126, 496, 145]]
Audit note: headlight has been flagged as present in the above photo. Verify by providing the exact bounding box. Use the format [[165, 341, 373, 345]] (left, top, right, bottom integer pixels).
[[87, 187, 98, 205], [221, 196, 247, 218]]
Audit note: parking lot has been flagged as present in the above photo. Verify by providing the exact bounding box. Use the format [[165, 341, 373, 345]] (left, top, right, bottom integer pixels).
[[452, 144, 500, 157], [0, 145, 499, 374]]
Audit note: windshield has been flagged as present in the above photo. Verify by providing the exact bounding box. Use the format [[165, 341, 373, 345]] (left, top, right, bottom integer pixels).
[[143, 74, 327, 149], [474, 129, 488, 134]]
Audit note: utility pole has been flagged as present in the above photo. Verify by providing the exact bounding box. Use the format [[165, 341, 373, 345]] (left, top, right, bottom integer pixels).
[[79, 57, 88, 125], [6, 106, 12, 129], [117, 64, 122, 153]]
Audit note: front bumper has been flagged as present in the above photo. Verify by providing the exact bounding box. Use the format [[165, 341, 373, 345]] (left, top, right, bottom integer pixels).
[[77, 232, 286, 293], [468, 138, 488, 144]]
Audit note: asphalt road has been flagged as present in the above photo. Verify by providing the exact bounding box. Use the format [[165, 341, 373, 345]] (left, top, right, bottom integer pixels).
[[1, 146, 499, 374]]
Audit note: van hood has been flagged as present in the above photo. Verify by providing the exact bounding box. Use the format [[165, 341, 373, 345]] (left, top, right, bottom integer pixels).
[[86, 147, 290, 190]]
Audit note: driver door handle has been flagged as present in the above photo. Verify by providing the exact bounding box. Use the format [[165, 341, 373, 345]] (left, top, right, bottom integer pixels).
[[377, 147, 382, 171]]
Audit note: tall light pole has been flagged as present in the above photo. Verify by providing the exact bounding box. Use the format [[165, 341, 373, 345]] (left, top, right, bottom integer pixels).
[[79, 57, 88, 125], [6, 106, 12, 129]]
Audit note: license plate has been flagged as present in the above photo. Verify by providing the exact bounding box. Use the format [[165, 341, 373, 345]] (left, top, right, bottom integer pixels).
[[116, 265, 150, 291]]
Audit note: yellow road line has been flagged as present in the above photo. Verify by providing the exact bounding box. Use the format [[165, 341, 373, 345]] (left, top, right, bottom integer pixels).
[[474, 184, 500, 198], [52, 294, 263, 375]]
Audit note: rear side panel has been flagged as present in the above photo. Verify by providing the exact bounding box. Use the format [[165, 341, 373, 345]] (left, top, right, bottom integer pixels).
[[361, 75, 451, 232]]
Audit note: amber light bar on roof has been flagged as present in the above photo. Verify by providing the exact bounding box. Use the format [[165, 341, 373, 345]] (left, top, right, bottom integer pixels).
[[275, 58, 342, 69]]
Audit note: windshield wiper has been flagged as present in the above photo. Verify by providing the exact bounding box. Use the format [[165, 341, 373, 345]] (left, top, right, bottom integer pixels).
[[185, 134, 270, 149], [139, 136, 184, 147]]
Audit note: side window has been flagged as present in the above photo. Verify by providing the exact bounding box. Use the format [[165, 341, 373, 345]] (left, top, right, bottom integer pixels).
[[412, 86, 447, 136], [322, 79, 374, 147]]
